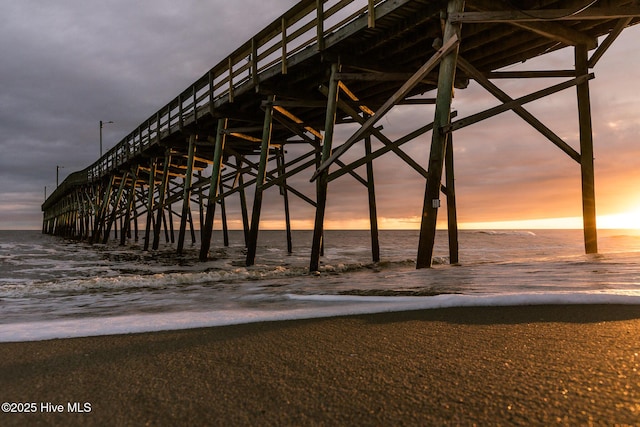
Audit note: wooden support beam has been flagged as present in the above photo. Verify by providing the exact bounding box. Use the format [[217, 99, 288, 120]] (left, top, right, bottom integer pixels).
[[368, 0, 376, 28], [338, 81, 375, 116], [236, 156, 250, 247], [246, 96, 275, 266], [398, 98, 437, 105], [282, 17, 288, 75], [177, 134, 197, 254], [485, 70, 576, 79], [576, 44, 598, 254], [277, 148, 293, 254], [450, 8, 640, 22], [228, 57, 234, 103], [316, 0, 325, 51], [445, 134, 459, 264], [319, 84, 429, 180], [310, 64, 340, 272], [120, 168, 138, 246], [457, 56, 582, 163], [92, 177, 114, 244], [153, 151, 171, 250], [588, 17, 633, 68], [365, 135, 380, 263], [219, 181, 230, 247], [200, 119, 227, 261], [311, 34, 459, 181], [103, 171, 129, 244], [417, 0, 464, 269]]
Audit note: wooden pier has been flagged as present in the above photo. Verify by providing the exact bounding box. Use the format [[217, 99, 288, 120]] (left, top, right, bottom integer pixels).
[[42, 0, 640, 269]]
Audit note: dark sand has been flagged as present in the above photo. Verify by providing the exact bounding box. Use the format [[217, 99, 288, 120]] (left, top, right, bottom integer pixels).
[[1, 305, 639, 426]]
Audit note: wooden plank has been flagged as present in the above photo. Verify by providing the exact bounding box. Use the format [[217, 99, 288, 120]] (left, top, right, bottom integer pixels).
[[338, 81, 375, 116], [311, 33, 460, 181]]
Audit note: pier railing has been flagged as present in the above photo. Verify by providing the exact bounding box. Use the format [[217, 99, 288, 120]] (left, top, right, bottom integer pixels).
[[45, 0, 388, 209]]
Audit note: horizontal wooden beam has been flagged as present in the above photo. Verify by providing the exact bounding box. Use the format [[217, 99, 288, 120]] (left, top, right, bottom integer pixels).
[[485, 70, 576, 79], [449, 8, 640, 23], [398, 98, 437, 105]]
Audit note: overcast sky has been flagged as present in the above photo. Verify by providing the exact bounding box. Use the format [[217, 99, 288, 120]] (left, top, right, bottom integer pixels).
[[1, 1, 639, 230]]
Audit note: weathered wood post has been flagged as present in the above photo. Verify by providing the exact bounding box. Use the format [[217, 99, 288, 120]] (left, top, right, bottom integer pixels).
[[237, 156, 250, 247], [310, 64, 340, 272], [103, 171, 129, 244], [120, 170, 137, 246], [177, 134, 197, 254], [143, 158, 157, 251], [92, 177, 114, 244], [575, 44, 598, 254], [200, 118, 227, 261], [416, 0, 464, 268], [246, 96, 275, 266], [365, 135, 380, 262], [445, 133, 459, 264], [153, 150, 171, 250], [219, 180, 230, 247], [277, 147, 293, 254]]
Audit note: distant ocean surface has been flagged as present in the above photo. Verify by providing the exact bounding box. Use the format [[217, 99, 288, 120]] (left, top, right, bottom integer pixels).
[[1, 229, 640, 342]]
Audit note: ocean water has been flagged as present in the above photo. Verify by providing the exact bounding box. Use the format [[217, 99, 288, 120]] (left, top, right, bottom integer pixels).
[[1, 229, 640, 342]]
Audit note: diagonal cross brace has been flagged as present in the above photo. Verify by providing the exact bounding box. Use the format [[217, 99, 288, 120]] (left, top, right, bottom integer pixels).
[[318, 84, 428, 179], [310, 33, 460, 181], [457, 56, 582, 163]]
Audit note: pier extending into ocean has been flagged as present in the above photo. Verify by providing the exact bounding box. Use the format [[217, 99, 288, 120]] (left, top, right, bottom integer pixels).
[[41, 0, 640, 269]]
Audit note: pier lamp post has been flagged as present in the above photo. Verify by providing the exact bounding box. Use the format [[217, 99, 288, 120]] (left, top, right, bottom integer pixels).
[[56, 165, 64, 187], [100, 120, 114, 157]]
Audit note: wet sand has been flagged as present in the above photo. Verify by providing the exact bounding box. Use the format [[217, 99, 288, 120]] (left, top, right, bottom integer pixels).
[[1, 305, 639, 426]]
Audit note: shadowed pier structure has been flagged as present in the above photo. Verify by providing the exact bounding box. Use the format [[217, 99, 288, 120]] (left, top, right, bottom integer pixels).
[[42, 0, 640, 270]]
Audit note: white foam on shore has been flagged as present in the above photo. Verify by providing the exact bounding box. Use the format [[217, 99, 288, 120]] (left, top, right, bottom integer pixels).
[[2, 292, 640, 343]]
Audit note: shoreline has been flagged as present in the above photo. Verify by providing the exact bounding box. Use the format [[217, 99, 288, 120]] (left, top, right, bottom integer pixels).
[[1, 304, 639, 425]]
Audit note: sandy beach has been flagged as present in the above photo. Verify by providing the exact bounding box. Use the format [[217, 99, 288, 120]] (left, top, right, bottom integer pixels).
[[1, 304, 639, 426]]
